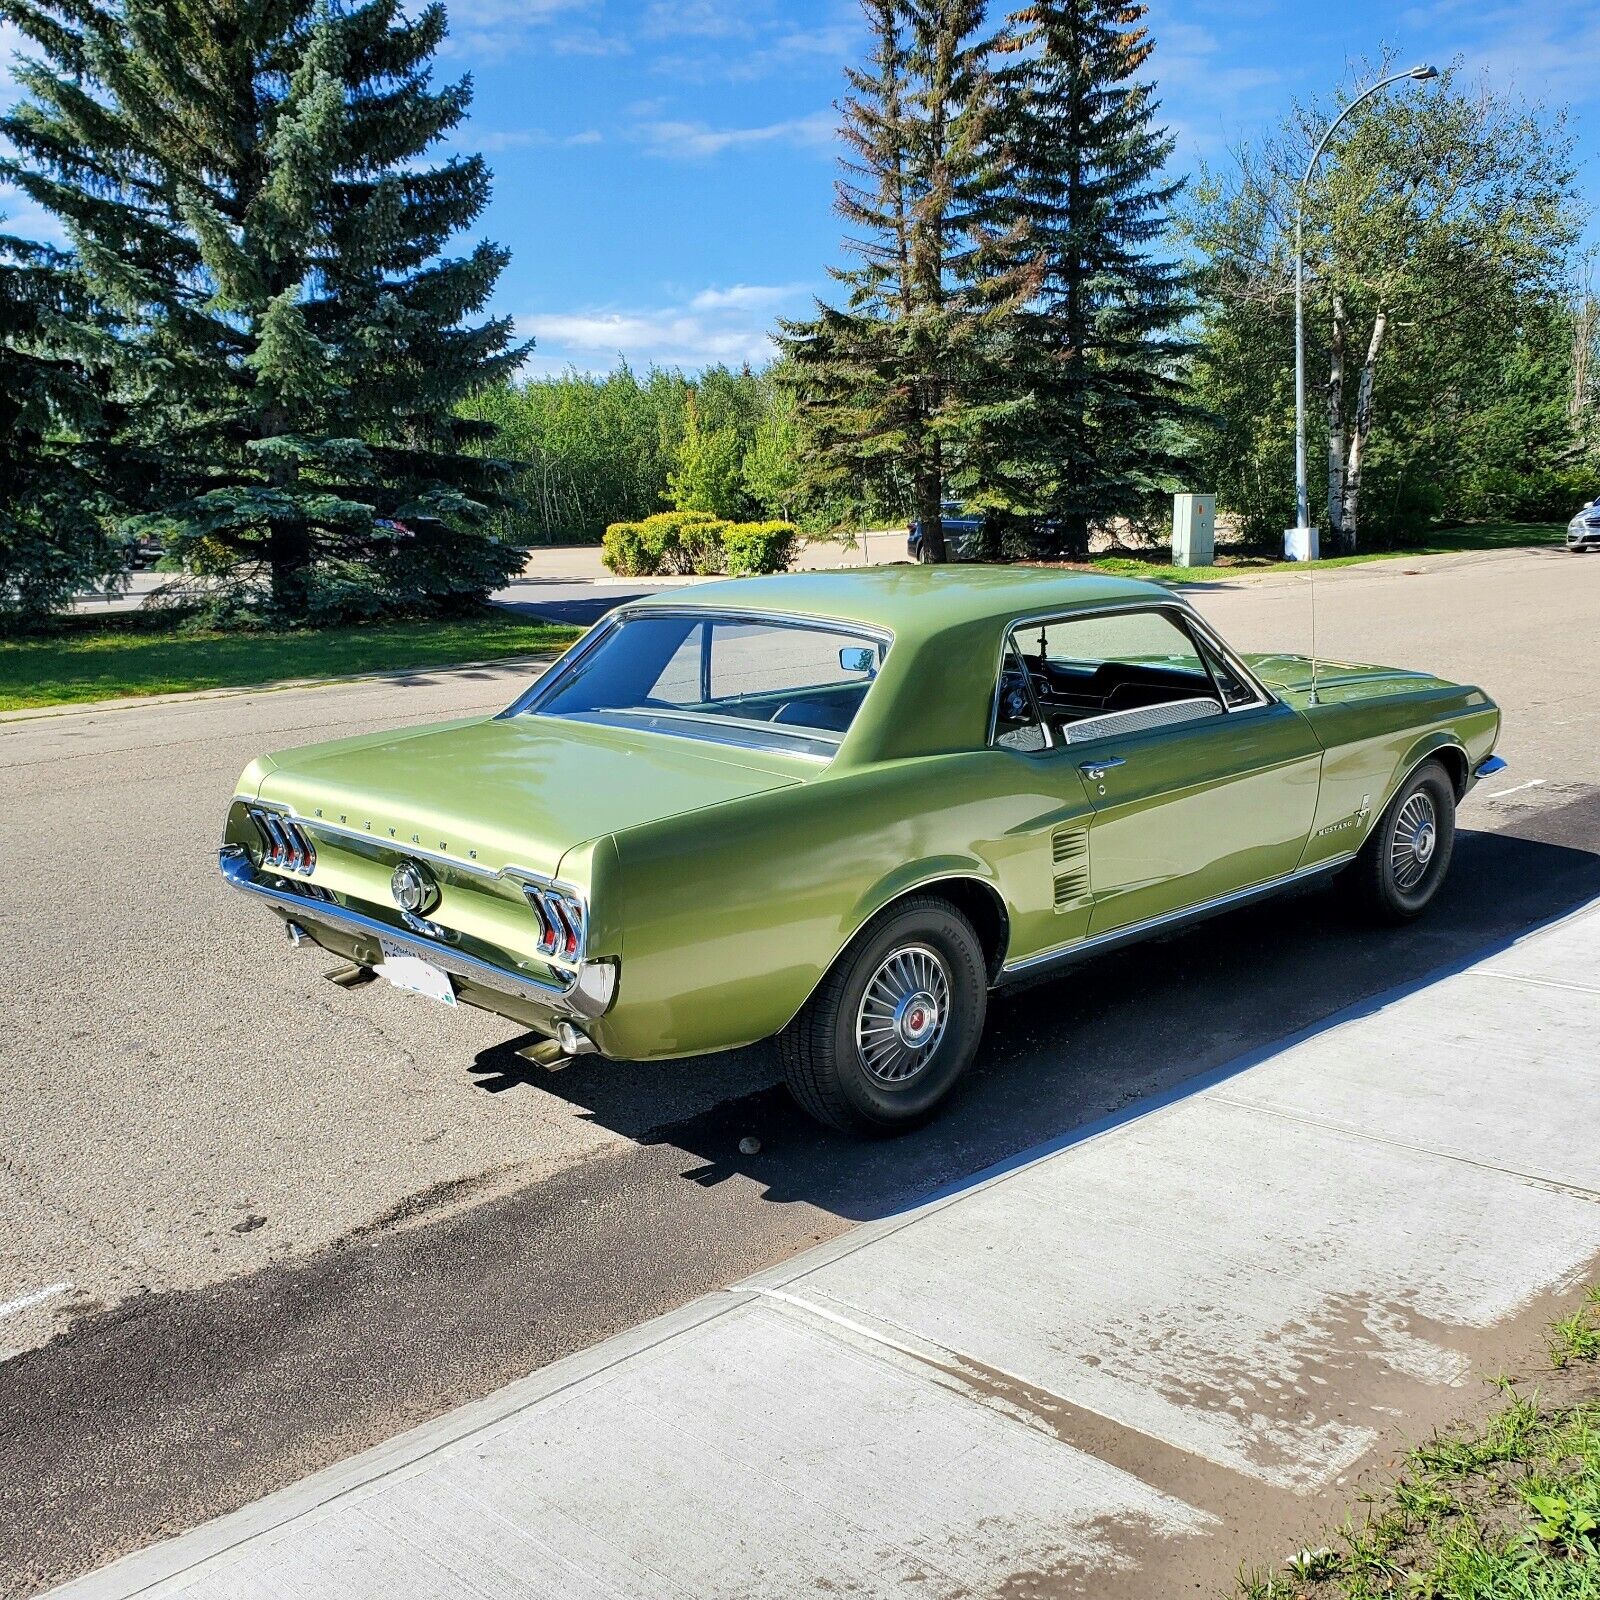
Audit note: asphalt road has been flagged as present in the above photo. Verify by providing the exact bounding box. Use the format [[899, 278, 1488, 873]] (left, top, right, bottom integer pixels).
[[4, 544, 1598, 1593], [71, 569, 679, 622]]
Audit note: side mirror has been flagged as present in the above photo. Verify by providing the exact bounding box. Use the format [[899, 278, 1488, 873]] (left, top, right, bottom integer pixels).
[[839, 646, 876, 674]]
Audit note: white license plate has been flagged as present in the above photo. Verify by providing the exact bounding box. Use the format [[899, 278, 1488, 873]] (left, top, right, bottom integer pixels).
[[376, 940, 456, 1006]]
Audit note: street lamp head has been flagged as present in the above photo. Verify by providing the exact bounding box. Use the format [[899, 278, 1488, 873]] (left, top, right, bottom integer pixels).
[[1409, 64, 1440, 80]]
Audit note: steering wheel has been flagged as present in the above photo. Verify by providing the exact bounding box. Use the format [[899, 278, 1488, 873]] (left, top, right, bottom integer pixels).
[[998, 662, 1047, 721]]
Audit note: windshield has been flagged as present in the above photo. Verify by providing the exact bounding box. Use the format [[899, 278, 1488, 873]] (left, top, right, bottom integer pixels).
[[514, 611, 888, 757]]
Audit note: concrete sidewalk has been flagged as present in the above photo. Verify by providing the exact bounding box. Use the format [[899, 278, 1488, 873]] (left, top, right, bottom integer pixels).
[[50, 901, 1600, 1599]]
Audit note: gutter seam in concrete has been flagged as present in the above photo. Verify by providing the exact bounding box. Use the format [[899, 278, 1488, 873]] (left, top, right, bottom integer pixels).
[[1211, 1095, 1600, 1204]]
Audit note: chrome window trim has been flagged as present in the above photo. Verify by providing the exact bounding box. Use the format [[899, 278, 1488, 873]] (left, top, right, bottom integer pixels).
[[986, 599, 1276, 756], [999, 852, 1357, 982], [499, 605, 895, 727], [551, 706, 839, 760]]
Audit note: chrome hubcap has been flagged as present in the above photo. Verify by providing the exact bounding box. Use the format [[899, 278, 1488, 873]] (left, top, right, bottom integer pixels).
[[856, 944, 950, 1085], [1391, 791, 1438, 891]]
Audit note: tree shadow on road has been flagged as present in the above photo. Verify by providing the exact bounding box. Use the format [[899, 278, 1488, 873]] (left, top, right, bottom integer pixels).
[[473, 790, 1600, 1224]]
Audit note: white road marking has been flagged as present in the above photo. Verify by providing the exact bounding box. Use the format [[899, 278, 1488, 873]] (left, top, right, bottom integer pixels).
[[1485, 778, 1547, 799], [0, 1281, 71, 1322]]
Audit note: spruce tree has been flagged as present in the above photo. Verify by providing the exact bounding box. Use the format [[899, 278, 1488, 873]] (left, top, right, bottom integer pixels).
[[979, 0, 1193, 559], [0, 224, 117, 626], [0, 0, 527, 623], [782, 0, 1017, 562]]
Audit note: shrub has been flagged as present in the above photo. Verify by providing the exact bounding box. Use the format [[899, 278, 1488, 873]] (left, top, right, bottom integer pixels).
[[601, 513, 797, 577], [600, 520, 649, 575], [1459, 466, 1598, 524], [722, 521, 799, 576]]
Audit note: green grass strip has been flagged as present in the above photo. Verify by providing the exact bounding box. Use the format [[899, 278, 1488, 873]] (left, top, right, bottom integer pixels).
[[0, 612, 583, 712]]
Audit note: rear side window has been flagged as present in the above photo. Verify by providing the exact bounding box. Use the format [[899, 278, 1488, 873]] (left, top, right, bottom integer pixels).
[[518, 611, 887, 755]]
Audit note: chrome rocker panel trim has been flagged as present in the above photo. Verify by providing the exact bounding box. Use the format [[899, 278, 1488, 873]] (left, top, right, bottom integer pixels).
[[998, 852, 1358, 985], [218, 845, 617, 1020]]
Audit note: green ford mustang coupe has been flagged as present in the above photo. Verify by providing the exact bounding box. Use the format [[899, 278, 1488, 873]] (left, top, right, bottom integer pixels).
[[221, 566, 1503, 1132]]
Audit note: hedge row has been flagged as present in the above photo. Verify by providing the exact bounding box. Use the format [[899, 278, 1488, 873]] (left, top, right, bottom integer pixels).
[[600, 511, 798, 578]]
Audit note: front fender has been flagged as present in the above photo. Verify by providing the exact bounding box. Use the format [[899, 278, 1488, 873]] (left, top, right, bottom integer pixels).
[[1389, 729, 1470, 807]]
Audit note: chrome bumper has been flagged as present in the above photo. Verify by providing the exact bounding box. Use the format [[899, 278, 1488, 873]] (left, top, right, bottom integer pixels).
[[217, 845, 617, 1020], [1473, 754, 1508, 785]]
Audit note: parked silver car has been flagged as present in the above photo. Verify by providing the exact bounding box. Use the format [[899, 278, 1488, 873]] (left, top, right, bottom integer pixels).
[[1568, 500, 1600, 551]]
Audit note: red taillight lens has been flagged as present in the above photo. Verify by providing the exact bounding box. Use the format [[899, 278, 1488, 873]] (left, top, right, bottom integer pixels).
[[247, 809, 315, 876], [521, 885, 585, 962]]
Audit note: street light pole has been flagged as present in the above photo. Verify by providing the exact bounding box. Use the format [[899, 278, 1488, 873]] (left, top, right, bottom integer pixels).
[[1290, 63, 1437, 555]]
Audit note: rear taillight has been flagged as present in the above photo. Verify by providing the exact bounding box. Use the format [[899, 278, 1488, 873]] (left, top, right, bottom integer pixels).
[[520, 883, 586, 963], [248, 808, 316, 877]]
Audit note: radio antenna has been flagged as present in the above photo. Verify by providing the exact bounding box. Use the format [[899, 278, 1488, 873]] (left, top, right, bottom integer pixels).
[[1308, 550, 1320, 705]]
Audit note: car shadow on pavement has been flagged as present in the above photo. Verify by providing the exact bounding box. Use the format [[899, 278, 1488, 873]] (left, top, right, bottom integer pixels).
[[477, 790, 1600, 1225]]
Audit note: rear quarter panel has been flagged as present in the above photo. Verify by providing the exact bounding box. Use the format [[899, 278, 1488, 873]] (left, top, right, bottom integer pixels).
[[593, 752, 1089, 1060]]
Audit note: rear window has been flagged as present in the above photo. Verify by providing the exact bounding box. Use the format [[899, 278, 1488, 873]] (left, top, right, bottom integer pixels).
[[515, 612, 888, 757]]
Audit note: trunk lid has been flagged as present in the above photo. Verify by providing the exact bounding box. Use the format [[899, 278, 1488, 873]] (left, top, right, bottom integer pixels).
[[256, 713, 806, 878]]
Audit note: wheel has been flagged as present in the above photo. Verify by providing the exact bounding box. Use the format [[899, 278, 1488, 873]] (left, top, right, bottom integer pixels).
[[1347, 758, 1456, 923], [777, 896, 988, 1134], [916, 542, 936, 564]]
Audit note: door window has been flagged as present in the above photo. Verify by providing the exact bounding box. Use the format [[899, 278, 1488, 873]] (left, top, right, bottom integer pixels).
[[992, 608, 1226, 750]]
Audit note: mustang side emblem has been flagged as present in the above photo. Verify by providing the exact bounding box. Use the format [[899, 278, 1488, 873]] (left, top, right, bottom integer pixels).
[[391, 859, 441, 916], [1318, 794, 1373, 837]]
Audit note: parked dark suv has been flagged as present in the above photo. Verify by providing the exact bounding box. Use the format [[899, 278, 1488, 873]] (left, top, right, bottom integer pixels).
[[907, 500, 985, 562]]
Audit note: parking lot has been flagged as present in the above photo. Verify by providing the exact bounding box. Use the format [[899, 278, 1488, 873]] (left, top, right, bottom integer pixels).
[[3, 543, 1598, 1593]]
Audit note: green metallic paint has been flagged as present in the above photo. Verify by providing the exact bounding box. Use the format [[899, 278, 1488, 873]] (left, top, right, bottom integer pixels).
[[221, 567, 1502, 1062]]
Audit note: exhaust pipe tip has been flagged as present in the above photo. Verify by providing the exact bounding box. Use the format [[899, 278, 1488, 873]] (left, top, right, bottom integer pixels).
[[556, 1021, 597, 1057]]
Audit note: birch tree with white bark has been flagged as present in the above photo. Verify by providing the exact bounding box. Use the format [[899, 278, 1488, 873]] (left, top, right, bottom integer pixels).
[[1187, 63, 1577, 553]]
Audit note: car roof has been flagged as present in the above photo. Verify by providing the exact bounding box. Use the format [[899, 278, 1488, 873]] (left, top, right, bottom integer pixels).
[[623, 564, 1169, 636]]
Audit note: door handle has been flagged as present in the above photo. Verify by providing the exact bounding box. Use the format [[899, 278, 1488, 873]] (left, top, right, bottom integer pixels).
[[1078, 757, 1126, 781]]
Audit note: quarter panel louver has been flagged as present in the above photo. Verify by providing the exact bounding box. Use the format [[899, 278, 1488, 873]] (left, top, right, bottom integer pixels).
[[1052, 825, 1090, 911]]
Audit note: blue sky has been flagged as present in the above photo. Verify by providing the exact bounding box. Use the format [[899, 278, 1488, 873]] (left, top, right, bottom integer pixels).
[[4, 0, 1599, 376]]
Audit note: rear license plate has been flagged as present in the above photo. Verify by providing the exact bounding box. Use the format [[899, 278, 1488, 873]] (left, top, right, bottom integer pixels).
[[376, 940, 456, 1006]]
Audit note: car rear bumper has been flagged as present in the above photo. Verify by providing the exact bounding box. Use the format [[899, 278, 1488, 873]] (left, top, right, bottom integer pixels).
[[218, 844, 618, 1033]]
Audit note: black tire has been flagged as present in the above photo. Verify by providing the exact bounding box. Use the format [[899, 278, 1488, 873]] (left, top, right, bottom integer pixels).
[[777, 896, 988, 1135], [1347, 758, 1457, 923]]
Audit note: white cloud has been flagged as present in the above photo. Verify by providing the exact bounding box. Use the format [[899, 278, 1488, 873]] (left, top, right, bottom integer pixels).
[[468, 126, 604, 151], [440, 0, 596, 60], [549, 27, 630, 57], [1444, 2, 1600, 104], [689, 282, 809, 310], [0, 185, 69, 246], [635, 109, 836, 160], [641, 0, 861, 83], [515, 282, 814, 374], [1152, 14, 1284, 165], [643, 0, 754, 41], [1, 17, 27, 103]]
